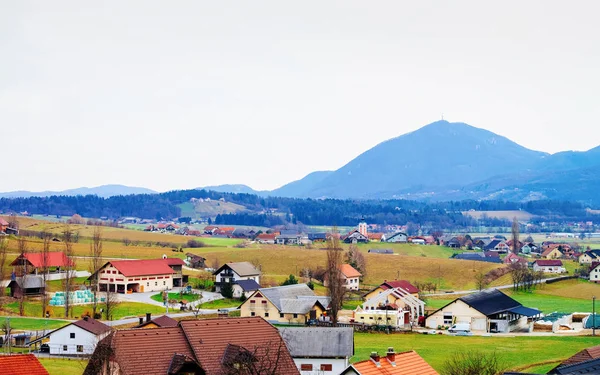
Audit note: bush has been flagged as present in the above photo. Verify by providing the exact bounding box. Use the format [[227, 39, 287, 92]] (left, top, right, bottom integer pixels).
[[307, 281, 315, 290], [187, 239, 206, 248], [281, 274, 299, 286], [221, 283, 234, 299]]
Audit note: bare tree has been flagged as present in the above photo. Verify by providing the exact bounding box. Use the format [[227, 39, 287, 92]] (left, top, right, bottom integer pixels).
[[221, 340, 289, 375], [346, 244, 367, 279], [0, 239, 8, 310], [62, 225, 76, 318], [325, 226, 345, 326], [211, 256, 221, 271], [1, 318, 13, 353], [474, 270, 489, 291], [7, 214, 19, 232], [90, 226, 104, 318], [41, 233, 51, 318], [511, 217, 520, 254], [441, 351, 505, 375], [103, 284, 119, 321], [16, 237, 29, 316]]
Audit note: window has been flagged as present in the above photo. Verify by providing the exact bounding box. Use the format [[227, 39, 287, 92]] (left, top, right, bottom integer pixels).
[[155, 282, 158, 286], [264, 313, 269, 317], [250, 300, 255, 304], [146, 282, 149, 286], [320, 364, 333, 371], [70, 333, 75, 339], [163, 281, 166, 285], [280, 313, 284, 318], [63, 345, 68, 351], [76, 345, 84, 353], [443, 313, 453, 325], [251, 312, 255, 317], [261, 300, 267, 304], [293, 314, 298, 318], [300, 364, 313, 371]]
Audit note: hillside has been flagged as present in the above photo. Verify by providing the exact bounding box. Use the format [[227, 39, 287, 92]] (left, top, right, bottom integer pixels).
[[0, 184, 156, 198]]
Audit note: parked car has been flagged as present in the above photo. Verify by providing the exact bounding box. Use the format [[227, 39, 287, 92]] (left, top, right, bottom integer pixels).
[[448, 323, 471, 334], [40, 344, 50, 353]]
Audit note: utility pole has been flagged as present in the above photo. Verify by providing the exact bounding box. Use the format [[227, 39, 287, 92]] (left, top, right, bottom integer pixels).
[[594, 296, 596, 337]]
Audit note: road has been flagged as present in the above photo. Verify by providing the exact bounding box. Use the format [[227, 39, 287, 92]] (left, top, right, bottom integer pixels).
[[423, 276, 574, 296]]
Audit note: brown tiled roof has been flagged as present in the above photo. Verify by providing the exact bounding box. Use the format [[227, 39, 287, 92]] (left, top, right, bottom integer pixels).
[[73, 317, 112, 336], [562, 345, 600, 366], [0, 354, 49, 375], [180, 317, 299, 375], [535, 259, 563, 267], [339, 264, 362, 278], [349, 351, 438, 375], [137, 315, 178, 328]]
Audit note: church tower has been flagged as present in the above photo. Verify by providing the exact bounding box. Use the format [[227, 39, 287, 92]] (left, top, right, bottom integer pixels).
[[358, 216, 368, 237]]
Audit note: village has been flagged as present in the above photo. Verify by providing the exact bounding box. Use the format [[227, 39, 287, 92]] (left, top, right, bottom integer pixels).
[[2, 213, 600, 375]]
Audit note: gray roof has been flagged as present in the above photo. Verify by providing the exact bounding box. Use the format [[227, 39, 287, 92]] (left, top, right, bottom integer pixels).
[[214, 262, 261, 277], [279, 327, 354, 358], [10, 275, 44, 289], [235, 279, 261, 292], [258, 284, 330, 312]]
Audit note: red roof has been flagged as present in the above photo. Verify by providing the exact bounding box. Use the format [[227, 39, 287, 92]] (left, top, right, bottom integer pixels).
[[0, 354, 49, 375], [72, 317, 112, 335], [381, 280, 419, 294], [256, 233, 276, 240], [339, 264, 362, 278], [0, 218, 9, 226], [350, 351, 438, 375], [535, 259, 563, 266], [562, 345, 600, 366], [162, 258, 185, 266], [10, 251, 73, 268], [109, 259, 176, 277], [368, 233, 384, 240]]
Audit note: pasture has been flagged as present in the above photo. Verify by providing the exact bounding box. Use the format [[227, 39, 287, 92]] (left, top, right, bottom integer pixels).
[[40, 358, 88, 375]]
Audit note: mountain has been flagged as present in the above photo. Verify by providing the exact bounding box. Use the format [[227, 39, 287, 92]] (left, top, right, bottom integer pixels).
[[198, 184, 266, 196], [277, 120, 549, 199], [0, 184, 156, 198], [270, 171, 333, 197]]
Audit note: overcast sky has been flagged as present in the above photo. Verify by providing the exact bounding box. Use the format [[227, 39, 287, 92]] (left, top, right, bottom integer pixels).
[[2, 1, 599, 193]]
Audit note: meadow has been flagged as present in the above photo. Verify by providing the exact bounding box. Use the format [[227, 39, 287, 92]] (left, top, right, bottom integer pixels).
[[39, 358, 88, 375], [1, 317, 69, 331], [3, 300, 166, 320]]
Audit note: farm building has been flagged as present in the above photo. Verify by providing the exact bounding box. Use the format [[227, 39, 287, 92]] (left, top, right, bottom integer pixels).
[[579, 250, 600, 264], [355, 284, 425, 328], [364, 280, 420, 300], [8, 275, 45, 298], [10, 251, 74, 274], [368, 249, 394, 254], [425, 289, 541, 333], [386, 232, 408, 243], [324, 264, 362, 291], [532, 259, 566, 273], [280, 327, 354, 375], [31, 317, 112, 355]]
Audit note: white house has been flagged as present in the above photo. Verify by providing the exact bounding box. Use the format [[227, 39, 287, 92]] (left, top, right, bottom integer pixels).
[[590, 264, 600, 283], [279, 327, 354, 375], [579, 250, 600, 265], [532, 260, 566, 274], [41, 317, 112, 355], [385, 232, 408, 243], [212, 262, 261, 294], [339, 264, 362, 291]]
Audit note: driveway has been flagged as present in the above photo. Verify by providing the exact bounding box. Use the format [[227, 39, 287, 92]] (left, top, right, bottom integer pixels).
[[118, 288, 223, 308]]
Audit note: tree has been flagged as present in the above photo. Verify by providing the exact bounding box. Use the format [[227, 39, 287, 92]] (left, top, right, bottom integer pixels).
[[511, 217, 520, 254], [441, 351, 505, 375], [221, 340, 290, 375], [0, 239, 8, 310], [221, 282, 234, 299], [346, 244, 367, 279], [474, 270, 489, 291], [90, 226, 104, 318], [7, 214, 19, 231], [1, 318, 13, 353], [16, 237, 29, 316], [41, 232, 51, 318], [62, 225, 76, 318], [103, 285, 119, 320], [325, 226, 345, 326], [281, 275, 298, 286]]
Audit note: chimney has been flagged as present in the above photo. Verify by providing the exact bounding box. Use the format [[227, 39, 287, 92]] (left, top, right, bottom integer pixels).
[[83, 316, 89, 321], [139, 317, 144, 325], [386, 347, 396, 366], [146, 313, 152, 323], [370, 352, 380, 367]]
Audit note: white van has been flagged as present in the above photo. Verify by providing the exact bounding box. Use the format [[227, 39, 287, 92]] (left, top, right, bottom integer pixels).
[[448, 323, 471, 333]]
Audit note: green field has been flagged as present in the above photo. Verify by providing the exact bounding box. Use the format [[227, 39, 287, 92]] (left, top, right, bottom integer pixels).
[[5, 300, 166, 320], [40, 358, 88, 375], [150, 292, 199, 304], [198, 298, 240, 309], [0, 317, 70, 331], [353, 333, 598, 372]]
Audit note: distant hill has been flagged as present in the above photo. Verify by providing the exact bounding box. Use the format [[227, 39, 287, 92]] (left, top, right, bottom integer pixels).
[[0, 184, 156, 198], [270, 171, 333, 198], [275, 120, 549, 199], [198, 184, 266, 196]]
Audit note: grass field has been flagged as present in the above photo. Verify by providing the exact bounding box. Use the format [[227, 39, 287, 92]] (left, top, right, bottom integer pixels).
[[39, 358, 88, 375], [1, 317, 70, 331], [353, 332, 598, 372], [3, 300, 166, 320], [150, 292, 199, 304], [198, 298, 241, 309]]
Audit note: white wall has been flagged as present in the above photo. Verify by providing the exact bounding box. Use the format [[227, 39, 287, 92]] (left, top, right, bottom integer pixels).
[[293, 357, 348, 375], [48, 324, 110, 355]]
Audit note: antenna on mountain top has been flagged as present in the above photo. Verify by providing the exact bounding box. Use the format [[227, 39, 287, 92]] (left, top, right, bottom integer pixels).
[[441, 113, 444, 121]]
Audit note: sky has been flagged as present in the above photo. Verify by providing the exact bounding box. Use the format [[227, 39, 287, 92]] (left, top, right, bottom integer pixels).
[[2, 1, 599, 193]]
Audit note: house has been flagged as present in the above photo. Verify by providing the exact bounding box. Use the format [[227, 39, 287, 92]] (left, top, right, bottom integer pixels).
[[10, 251, 74, 274], [33, 316, 112, 355], [279, 327, 354, 375], [542, 247, 565, 259], [385, 232, 408, 243], [135, 314, 178, 329], [368, 233, 385, 242], [233, 279, 261, 298], [276, 233, 309, 245], [425, 289, 541, 333], [203, 225, 218, 234], [256, 233, 276, 244], [521, 243, 539, 254], [308, 233, 328, 243], [533, 260, 566, 273], [409, 236, 426, 245], [579, 250, 600, 264], [8, 275, 45, 298], [240, 284, 330, 325], [590, 263, 600, 283], [185, 253, 206, 269], [0, 354, 49, 375], [341, 349, 438, 375], [0, 217, 9, 233], [84, 317, 300, 375], [163, 257, 187, 287], [212, 262, 261, 294], [354, 285, 425, 327], [484, 239, 510, 253], [506, 239, 523, 252], [504, 253, 527, 265], [364, 280, 420, 300], [444, 237, 462, 249], [343, 230, 369, 244], [552, 344, 600, 370], [337, 264, 362, 291], [88, 258, 186, 294], [451, 252, 502, 264], [368, 248, 394, 254]]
